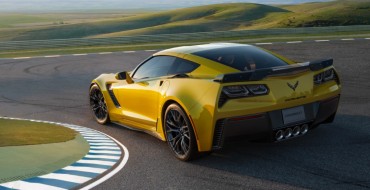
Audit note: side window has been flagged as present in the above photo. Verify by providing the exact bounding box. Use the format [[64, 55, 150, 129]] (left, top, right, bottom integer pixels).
[[168, 58, 199, 75], [133, 56, 176, 79]]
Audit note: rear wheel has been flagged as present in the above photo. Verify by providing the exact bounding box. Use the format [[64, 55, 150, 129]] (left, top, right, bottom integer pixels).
[[89, 84, 110, 124], [164, 104, 198, 161]]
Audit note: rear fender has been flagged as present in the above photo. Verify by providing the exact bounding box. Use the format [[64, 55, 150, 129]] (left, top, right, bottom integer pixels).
[[157, 78, 220, 152]]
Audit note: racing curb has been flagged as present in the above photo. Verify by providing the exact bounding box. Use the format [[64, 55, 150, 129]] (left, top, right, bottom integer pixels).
[[0, 117, 129, 190]]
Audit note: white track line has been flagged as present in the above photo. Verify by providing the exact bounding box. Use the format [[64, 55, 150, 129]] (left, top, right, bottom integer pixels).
[[1, 181, 66, 190], [287, 41, 302, 44], [341, 38, 355, 41], [73, 54, 87, 56], [63, 166, 107, 174], [83, 137, 110, 140], [366, 38, 370, 40], [98, 52, 112, 55], [80, 131, 129, 190], [255, 42, 273, 45], [315, 40, 330, 42], [77, 160, 116, 166], [86, 139, 114, 143], [44, 55, 61, 58], [90, 146, 120, 150], [89, 142, 116, 146], [13, 57, 31, 60], [89, 150, 121, 154], [79, 132, 99, 135], [82, 135, 108, 138], [145, 50, 157, 52], [39, 173, 91, 184], [72, 128, 92, 131], [123, 51, 135, 53], [84, 155, 120, 160], [78, 131, 103, 134]]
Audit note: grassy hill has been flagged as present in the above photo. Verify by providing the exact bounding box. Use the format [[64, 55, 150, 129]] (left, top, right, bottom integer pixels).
[[276, 0, 370, 27], [90, 3, 289, 38], [10, 3, 288, 40], [2, 0, 370, 41]]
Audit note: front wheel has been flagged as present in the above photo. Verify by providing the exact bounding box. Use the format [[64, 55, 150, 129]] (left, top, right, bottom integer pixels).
[[164, 104, 198, 161], [89, 84, 110, 124]]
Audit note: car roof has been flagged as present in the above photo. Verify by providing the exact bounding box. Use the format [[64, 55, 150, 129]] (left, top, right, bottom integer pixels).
[[156, 43, 252, 55]]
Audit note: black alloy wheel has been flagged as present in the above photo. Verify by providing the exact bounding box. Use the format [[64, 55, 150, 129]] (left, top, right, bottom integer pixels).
[[90, 84, 109, 124], [164, 104, 197, 161]]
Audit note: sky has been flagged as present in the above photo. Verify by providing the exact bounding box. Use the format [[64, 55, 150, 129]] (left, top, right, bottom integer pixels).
[[0, 0, 332, 12]]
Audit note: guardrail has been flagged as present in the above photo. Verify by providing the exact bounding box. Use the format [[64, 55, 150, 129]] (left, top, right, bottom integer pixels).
[[1, 25, 369, 51]]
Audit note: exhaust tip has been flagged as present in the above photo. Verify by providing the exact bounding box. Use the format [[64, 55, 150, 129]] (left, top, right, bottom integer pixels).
[[284, 128, 293, 139], [300, 124, 309, 135], [275, 130, 284, 141], [292, 126, 300, 136]]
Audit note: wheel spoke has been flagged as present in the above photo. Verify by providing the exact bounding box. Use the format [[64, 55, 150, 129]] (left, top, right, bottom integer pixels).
[[169, 110, 176, 122], [98, 108, 104, 119], [101, 104, 107, 112], [169, 133, 181, 142], [180, 137, 189, 153], [166, 127, 180, 133], [92, 104, 99, 111], [165, 107, 193, 158], [166, 120, 177, 128], [173, 136, 182, 152], [97, 92, 102, 99], [90, 88, 108, 121], [93, 92, 100, 101], [90, 92, 97, 101], [177, 113, 182, 124], [183, 133, 190, 140]]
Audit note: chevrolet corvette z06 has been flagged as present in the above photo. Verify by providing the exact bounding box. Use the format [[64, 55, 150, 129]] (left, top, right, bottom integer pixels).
[[90, 43, 341, 161]]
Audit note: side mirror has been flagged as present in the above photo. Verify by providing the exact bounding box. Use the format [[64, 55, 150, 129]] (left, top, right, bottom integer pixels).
[[115, 72, 127, 80], [115, 71, 134, 84]]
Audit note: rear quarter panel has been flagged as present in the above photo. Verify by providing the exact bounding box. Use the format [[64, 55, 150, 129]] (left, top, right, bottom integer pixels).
[[158, 78, 221, 151]]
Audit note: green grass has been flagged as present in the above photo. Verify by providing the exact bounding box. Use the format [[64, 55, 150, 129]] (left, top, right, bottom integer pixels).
[[0, 12, 140, 41], [0, 14, 55, 28], [0, 134, 89, 183], [0, 119, 76, 147], [274, 0, 370, 27]]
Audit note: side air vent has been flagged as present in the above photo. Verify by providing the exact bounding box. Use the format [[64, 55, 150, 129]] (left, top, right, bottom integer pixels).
[[218, 92, 228, 108], [107, 84, 121, 108], [212, 119, 226, 150]]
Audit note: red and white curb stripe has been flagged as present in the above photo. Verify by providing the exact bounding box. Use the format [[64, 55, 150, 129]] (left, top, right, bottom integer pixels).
[[0, 117, 129, 190]]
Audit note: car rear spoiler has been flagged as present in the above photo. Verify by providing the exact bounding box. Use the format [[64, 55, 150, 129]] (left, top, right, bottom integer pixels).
[[214, 58, 333, 83]]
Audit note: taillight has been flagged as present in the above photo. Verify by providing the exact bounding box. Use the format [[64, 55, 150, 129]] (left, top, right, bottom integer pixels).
[[219, 84, 269, 108], [314, 68, 339, 85], [222, 85, 250, 98]]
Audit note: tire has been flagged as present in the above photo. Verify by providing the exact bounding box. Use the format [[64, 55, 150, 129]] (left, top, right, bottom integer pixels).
[[164, 104, 198, 161], [89, 84, 110, 124]]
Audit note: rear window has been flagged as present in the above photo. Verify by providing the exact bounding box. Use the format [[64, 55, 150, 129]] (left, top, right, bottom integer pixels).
[[193, 46, 289, 71]]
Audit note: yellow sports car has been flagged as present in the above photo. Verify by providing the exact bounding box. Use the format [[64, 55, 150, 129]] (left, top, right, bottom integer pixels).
[[90, 43, 341, 161]]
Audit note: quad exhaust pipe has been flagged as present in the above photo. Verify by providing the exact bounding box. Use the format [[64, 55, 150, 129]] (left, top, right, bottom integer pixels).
[[275, 124, 309, 141], [275, 130, 284, 141]]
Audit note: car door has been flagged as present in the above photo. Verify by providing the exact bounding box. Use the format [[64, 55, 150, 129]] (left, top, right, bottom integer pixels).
[[113, 56, 177, 131]]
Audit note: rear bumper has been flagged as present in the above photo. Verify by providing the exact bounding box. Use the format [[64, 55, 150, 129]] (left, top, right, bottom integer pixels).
[[212, 95, 340, 150]]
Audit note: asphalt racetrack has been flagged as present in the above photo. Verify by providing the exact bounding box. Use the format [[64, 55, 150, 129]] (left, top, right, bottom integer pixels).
[[0, 40, 370, 189]]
